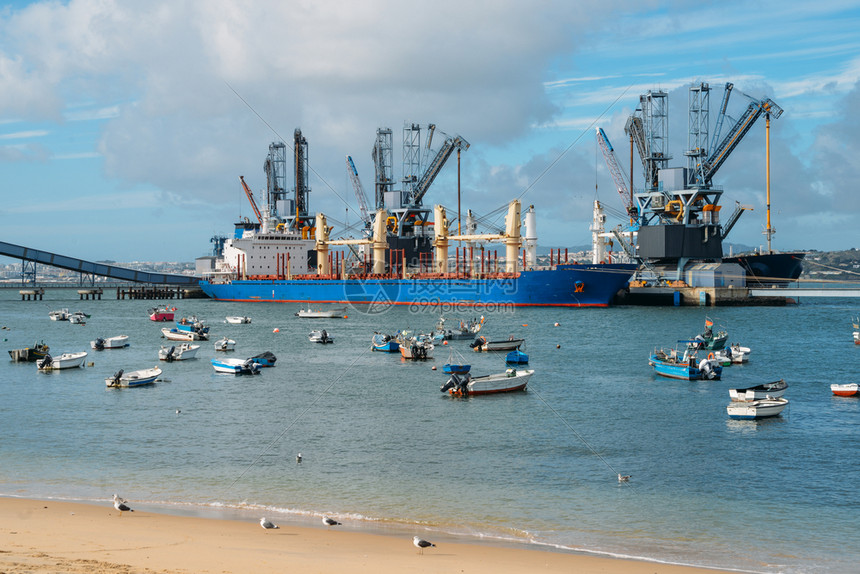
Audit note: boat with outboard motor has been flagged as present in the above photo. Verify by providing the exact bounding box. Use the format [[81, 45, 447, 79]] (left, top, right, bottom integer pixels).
[[105, 367, 162, 388], [726, 397, 789, 420], [309, 330, 334, 344], [649, 343, 722, 380], [441, 368, 533, 396], [37, 351, 87, 370], [211, 357, 261, 375], [90, 335, 129, 350], [214, 337, 236, 351], [249, 351, 277, 367], [470, 335, 524, 353], [371, 333, 399, 352], [158, 343, 200, 361]]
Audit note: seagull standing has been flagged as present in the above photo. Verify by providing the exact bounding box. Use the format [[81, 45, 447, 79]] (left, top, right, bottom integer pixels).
[[322, 516, 341, 527], [260, 517, 279, 530], [112, 494, 133, 517], [413, 536, 435, 554]]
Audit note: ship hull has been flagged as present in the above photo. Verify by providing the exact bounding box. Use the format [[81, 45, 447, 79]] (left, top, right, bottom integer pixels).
[[199, 264, 637, 307], [723, 252, 805, 286]]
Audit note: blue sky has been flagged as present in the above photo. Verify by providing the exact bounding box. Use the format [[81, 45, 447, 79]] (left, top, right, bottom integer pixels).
[[1, 0, 859, 263]]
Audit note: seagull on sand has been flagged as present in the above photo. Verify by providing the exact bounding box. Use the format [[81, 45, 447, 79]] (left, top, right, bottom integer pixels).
[[413, 536, 436, 554], [112, 494, 133, 517], [260, 517, 279, 530], [618, 474, 631, 483], [322, 516, 342, 527]]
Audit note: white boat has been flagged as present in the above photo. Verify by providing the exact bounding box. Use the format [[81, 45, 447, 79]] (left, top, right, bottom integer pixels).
[[225, 316, 252, 324], [48, 308, 70, 321], [214, 337, 236, 351], [715, 344, 751, 365], [211, 357, 261, 375], [105, 366, 162, 388], [726, 397, 789, 420], [470, 335, 524, 352], [295, 307, 347, 318], [433, 315, 484, 340], [729, 379, 788, 401], [161, 327, 201, 341], [440, 368, 534, 396], [397, 331, 434, 360], [90, 335, 130, 350], [158, 343, 200, 361], [69, 312, 87, 325], [37, 351, 88, 370], [309, 330, 334, 344]]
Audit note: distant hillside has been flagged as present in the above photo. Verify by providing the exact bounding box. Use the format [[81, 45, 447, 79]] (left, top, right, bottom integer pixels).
[[801, 249, 860, 282]]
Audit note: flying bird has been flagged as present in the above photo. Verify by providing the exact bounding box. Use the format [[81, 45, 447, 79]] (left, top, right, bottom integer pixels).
[[260, 517, 279, 530], [322, 516, 341, 527], [413, 536, 436, 554], [112, 494, 133, 517]]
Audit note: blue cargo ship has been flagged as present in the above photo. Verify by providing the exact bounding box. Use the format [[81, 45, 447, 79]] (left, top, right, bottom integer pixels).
[[199, 262, 637, 307]]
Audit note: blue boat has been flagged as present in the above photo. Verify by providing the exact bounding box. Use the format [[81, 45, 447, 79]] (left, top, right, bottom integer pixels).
[[505, 350, 529, 364], [649, 346, 722, 381], [249, 351, 277, 367], [175, 316, 209, 339], [211, 357, 261, 375], [442, 363, 471, 374], [371, 333, 399, 353]]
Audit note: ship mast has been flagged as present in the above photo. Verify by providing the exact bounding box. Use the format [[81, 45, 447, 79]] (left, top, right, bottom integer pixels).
[[764, 112, 774, 253]]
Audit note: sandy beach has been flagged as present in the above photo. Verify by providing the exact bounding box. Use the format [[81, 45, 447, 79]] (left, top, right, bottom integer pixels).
[[0, 497, 739, 574]]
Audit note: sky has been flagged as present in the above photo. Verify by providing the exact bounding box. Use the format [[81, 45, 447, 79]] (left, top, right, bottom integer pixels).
[[1, 0, 859, 264]]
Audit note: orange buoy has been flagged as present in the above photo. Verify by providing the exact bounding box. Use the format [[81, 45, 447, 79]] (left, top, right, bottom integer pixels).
[[443, 341, 448, 345], [273, 328, 280, 333], [522, 324, 528, 327]]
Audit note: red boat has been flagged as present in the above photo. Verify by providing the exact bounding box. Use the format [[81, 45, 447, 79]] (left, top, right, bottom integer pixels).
[[149, 306, 176, 322], [831, 383, 860, 397]]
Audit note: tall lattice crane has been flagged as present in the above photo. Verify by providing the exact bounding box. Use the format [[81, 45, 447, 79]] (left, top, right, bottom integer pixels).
[[595, 128, 637, 218], [346, 155, 372, 230]]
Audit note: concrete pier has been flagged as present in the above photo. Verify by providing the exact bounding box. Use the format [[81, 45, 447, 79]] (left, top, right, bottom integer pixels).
[[19, 288, 44, 301], [621, 286, 795, 306]]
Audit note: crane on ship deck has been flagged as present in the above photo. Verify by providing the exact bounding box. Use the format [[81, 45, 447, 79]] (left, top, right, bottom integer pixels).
[[346, 155, 373, 234], [239, 175, 263, 224], [595, 127, 638, 219]]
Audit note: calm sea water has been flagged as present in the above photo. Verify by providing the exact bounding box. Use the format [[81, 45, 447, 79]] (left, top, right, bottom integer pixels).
[[1, 288, 858, 573]]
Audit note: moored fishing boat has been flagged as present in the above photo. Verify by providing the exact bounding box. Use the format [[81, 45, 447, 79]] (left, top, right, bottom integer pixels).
[[149, 306, 175, 322], [295, 307, 347, 318], [714, 344, 751, 365], [398, 337, 434, 360], [371, 333, 399, 352], [161, 327, 201, 341], [158, 343, 200, 361], [691, 318, 728, 351], [505, 349, 529, 364], [37, 351, 87, 370], [470, 335, 524, 352], [649, 345, 722, 381], [105, 366, 162, 388], [225, 316, 252, 324], [48, 308, 70, 321], [211, 357, 261, 375], [831, 383, 860, 397], [432, 316, 484, 340], [729, 379, 788, 401], [8, 341, 50, 362], [214, 337, 236, 351], [90, 335, 129, 350], [440, 368, 533, 396], [726, 397, 789, 420], [309, 330, 334, 344], [69, 312, 88, 325], [249, 351, 277, 367]]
